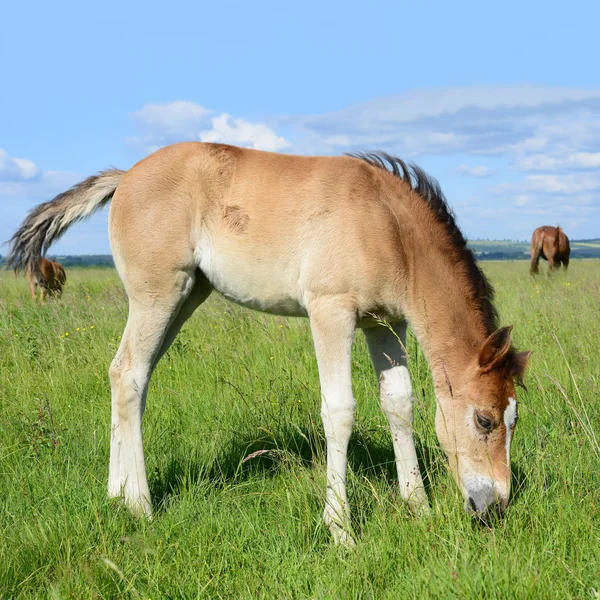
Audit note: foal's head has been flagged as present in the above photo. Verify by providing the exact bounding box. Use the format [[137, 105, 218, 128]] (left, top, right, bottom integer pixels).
[[434, 326, 531, 517]]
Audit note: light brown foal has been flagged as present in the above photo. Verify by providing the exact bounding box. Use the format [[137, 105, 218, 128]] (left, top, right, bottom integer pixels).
[[7, 143, 530, 544]]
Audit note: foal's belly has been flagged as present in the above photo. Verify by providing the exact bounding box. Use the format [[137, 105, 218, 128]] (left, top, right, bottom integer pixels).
[[216, 278, 308, 317], [196, 240, 308, 317]]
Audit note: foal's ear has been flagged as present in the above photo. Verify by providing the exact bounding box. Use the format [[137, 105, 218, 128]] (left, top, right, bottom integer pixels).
[[478, 326, 513, 373], [511, 350, 532, 390]]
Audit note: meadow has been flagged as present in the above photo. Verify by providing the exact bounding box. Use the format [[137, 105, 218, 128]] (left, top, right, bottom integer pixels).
[[0, 260, 598, 598]]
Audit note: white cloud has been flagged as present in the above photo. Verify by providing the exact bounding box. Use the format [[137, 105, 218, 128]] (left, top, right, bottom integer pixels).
[[284, 85, 600, 157], [526, 174, 600, 195], [513, 195, 530, 207], [1, 166, 86, 252], [514, 154, 557, 171], [491, 174, 600, 196], [130, 101, 212, 135], [199, 114, 291, 152], [127, 88, 600, 166], [0, 148, 40, 181], [0, 169, 80, 203], [568, 152, 600, 168], [295, 85, 599, 129], [128, 101, 291, 154], [0, 152, 81, 248], [516, 151, 600, 171], [457, 164, 492, 178]]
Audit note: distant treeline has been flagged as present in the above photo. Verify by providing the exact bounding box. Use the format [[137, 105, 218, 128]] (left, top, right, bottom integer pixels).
[[0, 255, 115, 267], [1, 243, 599, 267], [468, 238, 600, 260], [474, 250, 600, 261]]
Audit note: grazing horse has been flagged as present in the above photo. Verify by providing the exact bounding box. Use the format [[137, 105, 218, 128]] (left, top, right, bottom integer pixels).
[[530, 225, 570, 275], [7, 143, 531, 544], [25, 257, 67, 302]]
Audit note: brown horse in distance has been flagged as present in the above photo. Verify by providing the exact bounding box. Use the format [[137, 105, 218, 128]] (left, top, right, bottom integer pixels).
[[530, 226, 570, 275], [26, 257, 67, 301]]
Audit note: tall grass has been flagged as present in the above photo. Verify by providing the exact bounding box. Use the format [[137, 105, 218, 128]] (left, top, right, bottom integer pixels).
[[0, 261, 599, 598]]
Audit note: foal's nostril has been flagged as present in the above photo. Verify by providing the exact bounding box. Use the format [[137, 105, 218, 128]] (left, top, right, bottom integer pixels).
[[492, 501, 505, 518], [469, 497, 477, 512]]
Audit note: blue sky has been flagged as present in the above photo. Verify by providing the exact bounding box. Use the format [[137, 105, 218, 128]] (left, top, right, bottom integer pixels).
[[1, 0, 599, 254]]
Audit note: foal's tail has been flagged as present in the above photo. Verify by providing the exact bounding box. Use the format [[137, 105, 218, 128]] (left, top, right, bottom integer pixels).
[[555, 225, 563, 248], [6, 169, 124, 281], [556, 224, 570, 251], [530, 229, 544, 276]]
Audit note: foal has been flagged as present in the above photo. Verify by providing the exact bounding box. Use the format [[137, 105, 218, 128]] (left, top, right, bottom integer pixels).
[[25, 257, 67, 302], [7, 143, 530, 543]]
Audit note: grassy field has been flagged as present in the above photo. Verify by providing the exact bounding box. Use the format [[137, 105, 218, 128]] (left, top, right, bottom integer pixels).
[[0, 260, 599, 598]]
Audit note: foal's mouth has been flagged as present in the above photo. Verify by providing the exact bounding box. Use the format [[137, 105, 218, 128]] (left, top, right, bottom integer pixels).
[[465, 496, 507, 524]]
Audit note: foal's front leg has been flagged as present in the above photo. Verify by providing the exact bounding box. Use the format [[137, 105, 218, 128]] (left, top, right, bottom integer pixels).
[[364, 323, 429, 514], [309, 298, 356, 545]]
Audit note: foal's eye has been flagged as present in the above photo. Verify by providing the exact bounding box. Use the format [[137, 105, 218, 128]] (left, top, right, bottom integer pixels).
[[475, 412, 494, 433]]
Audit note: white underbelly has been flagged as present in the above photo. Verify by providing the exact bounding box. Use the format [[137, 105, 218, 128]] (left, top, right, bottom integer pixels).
[[196, 241, 307, 317], [216, 281, 307, 317]]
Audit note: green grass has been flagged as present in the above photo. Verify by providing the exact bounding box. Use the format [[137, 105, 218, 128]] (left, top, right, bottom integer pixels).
[[1, 261, 599, 598]]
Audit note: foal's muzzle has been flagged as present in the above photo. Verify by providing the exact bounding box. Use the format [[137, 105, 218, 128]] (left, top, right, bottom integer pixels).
[[462, 475, 509, 520], [466, 496, 506, 522]]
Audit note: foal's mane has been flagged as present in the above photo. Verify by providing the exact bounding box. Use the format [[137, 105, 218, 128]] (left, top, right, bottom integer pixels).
[[347, 151, 499, 336]]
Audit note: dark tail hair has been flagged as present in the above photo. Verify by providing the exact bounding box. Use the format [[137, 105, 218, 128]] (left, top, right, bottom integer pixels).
[[6, 169, 124, 281]]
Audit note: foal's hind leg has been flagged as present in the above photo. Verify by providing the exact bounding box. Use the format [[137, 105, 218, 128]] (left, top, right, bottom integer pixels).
[[363, 322, 428, 514], [152, 271, 212, 371], [108, 269, 208, 516]]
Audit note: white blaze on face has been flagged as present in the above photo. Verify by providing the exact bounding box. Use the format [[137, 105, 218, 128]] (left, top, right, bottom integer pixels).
[[503, 397, 517, 463]]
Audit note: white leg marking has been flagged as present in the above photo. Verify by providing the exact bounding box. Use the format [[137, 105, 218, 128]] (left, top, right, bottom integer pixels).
[[108, 331, 156, 517], [503, 397, 517, 464], [364, 323, 429, 514]]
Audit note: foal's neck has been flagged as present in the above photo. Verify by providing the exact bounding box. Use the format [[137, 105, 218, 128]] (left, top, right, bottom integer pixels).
[[394, 209, 492, 387]]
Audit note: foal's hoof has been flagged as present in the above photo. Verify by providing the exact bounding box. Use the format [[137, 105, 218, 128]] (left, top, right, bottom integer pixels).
[[107, 489, 153, 520], [329, 523, 356, 548], [405, 488, 430, 517], [408, 498, 431, 517], [126, 497, 154, 520]]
